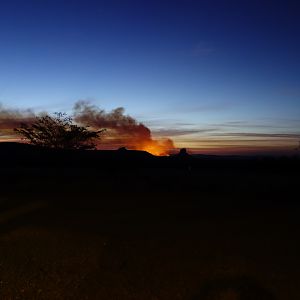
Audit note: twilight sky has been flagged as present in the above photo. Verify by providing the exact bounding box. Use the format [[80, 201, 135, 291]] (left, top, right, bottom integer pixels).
[[0, 0, 299, 154]]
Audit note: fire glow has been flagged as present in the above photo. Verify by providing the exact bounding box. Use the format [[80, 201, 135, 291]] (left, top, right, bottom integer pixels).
[[140, 139, 174, 156], [0, 102, 176, 155], [74, 101, 175, 156]]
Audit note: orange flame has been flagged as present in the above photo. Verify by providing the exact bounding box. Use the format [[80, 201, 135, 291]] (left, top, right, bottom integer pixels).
[[140, 139, 174, 156], [73, 102, 175, 155]]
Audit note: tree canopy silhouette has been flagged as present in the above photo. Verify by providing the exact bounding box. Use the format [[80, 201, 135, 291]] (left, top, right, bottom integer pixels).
[[14, 112, 104, 150]]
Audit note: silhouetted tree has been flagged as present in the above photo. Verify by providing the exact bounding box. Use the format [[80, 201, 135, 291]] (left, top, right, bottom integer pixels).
[[14, 112, 104, 150]]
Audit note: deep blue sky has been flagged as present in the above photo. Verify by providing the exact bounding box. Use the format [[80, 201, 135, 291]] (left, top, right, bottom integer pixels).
[[0, 0, 299, 153]]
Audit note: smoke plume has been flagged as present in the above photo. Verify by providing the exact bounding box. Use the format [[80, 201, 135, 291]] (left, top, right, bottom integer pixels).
[[0, 104, 36, 130], [73, 101, 175, 155], [0, 102, 175, 155]]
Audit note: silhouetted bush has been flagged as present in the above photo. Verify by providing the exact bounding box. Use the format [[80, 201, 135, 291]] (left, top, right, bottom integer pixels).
[[14, 112, 104, 150]]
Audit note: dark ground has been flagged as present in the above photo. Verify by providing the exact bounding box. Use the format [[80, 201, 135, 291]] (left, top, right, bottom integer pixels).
[[0, 143, 299, 299]]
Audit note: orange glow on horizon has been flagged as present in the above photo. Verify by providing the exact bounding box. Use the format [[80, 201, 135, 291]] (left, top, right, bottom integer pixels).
[[0, 136, 296, 156], [141, 143, 169, 156], [138, 138, 175, 156]]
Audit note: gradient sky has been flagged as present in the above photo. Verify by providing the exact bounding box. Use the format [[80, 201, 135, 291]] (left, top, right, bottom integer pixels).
[[0, 0, 299, 154]]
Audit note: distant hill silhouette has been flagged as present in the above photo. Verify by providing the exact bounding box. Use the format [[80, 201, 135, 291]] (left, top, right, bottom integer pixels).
[[0, 142, 298, 171], [0, 142, 156, 168]]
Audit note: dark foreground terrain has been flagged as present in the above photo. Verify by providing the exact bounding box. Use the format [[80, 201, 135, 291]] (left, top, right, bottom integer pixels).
[[0, 143, 299, 299]]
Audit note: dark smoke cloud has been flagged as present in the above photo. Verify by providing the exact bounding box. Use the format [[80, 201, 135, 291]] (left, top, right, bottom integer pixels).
[[73, 101, 175, 153], [0, 101, 175, 154], [0, 103, 36, 130], [73, 101, 151, 139]]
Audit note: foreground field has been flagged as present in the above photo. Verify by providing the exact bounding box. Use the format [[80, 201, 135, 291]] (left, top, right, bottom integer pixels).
[[0, 166, 299, 299]]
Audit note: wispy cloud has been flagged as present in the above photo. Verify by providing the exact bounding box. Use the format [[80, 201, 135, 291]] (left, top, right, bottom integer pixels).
[[214, 132, 300, 139], [212, 119, 300, 130], [152, 128, 219, 137], [169, 102, 233, 114], [212, 121, 280, 129], [142, 119, 196, 128]]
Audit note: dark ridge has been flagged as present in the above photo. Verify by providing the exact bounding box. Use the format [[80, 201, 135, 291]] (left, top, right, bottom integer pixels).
[[0, 142, 299, 171], [0, 142, 154, 168]]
